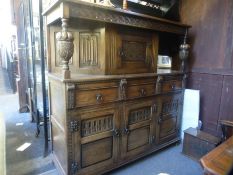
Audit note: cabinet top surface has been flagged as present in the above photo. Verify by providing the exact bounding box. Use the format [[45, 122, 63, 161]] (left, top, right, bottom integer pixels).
[[48, 69, 183, 83], [43, 0, 190, 34]]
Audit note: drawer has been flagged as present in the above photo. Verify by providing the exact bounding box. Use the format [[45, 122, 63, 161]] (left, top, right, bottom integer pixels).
[[75, 82, 119, 107], [126, 78, 156, 99], [161, 80, 182, 93]]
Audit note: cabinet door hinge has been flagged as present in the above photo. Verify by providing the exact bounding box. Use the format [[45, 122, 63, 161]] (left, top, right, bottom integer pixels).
[[71, 161, 78, 174], [152, 104, 157, 113], [70, 120, 80, 133], [149, 136, 155, 144]]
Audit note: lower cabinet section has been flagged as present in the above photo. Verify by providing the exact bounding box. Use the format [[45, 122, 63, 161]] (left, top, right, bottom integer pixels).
[[50, 78, 184, 175]]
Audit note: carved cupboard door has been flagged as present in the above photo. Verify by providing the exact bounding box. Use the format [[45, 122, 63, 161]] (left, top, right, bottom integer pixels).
[[156, 92, 183, 144], [71, 106, 120, 174], [121, 99, 154, 160]]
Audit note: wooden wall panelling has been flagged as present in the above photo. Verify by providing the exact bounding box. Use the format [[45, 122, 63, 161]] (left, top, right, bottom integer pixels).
[[219, 76, 233, 129], [187, 73, 223, 136], [180, 0, 233, 72], [180, 0, 233, 136]]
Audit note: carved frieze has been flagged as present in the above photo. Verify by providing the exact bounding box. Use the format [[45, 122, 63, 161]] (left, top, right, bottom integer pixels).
[[129, 107, 151, 125], [69, 4, 186, 34], [81, 115, 113, 137]]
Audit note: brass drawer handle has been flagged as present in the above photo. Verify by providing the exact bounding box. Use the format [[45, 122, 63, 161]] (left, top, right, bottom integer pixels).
[[96, 94, 103, 103], [139, 88, 146, 97]]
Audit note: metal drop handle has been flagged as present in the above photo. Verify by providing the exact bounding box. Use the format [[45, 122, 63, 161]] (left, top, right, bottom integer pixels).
[[96, 93, 103, 103]]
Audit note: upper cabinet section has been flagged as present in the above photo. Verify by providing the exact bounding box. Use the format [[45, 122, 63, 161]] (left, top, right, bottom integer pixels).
[[43, 0, 190, 77]]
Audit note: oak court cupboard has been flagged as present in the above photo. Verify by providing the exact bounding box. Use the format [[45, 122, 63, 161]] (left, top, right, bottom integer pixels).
[[43, 0, 191, 174]]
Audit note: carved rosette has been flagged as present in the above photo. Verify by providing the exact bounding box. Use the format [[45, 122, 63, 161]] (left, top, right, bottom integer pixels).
[[56, 18, 74, 77]]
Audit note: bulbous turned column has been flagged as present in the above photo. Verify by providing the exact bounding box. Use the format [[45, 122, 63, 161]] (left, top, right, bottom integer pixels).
[[56, 18, 74, 79], [179, 29, 190, 73]]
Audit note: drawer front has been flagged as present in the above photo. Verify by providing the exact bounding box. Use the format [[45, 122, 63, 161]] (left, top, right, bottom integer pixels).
[[126, 78, 156, 99], [75, 82, 119, 107], [161, 80, 182, 93]]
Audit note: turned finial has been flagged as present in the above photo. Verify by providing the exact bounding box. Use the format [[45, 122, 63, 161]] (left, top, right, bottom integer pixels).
[[179, 29, 190, 72]]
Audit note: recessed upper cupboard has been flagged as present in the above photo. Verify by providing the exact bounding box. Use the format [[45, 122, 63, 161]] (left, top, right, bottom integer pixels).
[[49, 22, 158, 75]]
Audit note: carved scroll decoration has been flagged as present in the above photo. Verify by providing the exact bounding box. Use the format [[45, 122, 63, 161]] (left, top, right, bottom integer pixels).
[[119, 79, 127, 100]]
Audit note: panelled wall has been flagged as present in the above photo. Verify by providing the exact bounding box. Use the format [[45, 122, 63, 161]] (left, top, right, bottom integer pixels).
[[180, 0, 233, 136]]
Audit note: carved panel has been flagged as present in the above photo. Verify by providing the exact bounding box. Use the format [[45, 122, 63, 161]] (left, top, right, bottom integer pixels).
[[162, 99, 179, 115], [129, 107, 151, 125], [107, 31, 118, 69], [122, 41, 146, 61], [79, 32, 100, 67], [81, 115, 113, 137], [81, 137, 113, 168]]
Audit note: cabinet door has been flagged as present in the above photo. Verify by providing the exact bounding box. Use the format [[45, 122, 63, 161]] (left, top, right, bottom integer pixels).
[[121, 100, 154, 160], [156, 93, 183, 144], [71, 106, 120, 174]]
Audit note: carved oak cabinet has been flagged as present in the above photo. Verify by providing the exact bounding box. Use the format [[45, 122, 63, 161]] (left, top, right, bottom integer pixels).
[[43, 1, 190, 175]]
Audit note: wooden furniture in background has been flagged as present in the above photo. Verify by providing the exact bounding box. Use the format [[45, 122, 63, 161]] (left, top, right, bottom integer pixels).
[[182, 127, 220, 160], [200, 136, 233, 175], [43, 1, 190, 174], [219, 120, 233, 141]]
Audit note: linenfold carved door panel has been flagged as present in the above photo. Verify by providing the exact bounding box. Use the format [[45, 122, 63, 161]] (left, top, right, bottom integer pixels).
[[121, 100, 154, 160], [156, 93, 183, 144], [71, 106, 119, 174]]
